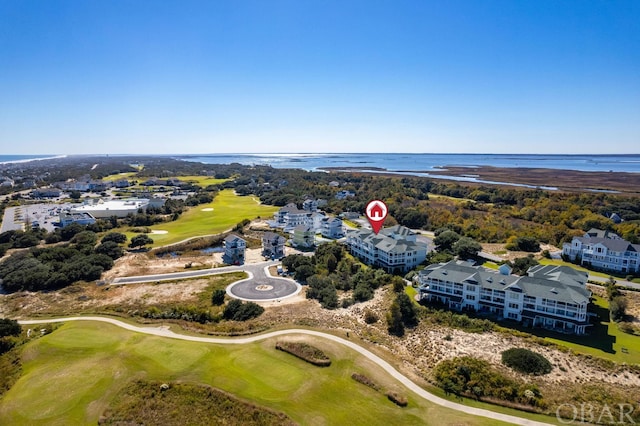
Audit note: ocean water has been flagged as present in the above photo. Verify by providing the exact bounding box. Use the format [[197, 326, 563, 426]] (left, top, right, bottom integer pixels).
[[0, 155, 64, 165], [177, 153, 640, 174]]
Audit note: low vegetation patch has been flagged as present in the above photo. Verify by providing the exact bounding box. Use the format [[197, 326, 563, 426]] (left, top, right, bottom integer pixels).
[[275, 341, 331, 367], [434, 356, 545, 408], [386, 390, 408, 407], [351, 373, 380, 391], [501, 348, 553, 375], [99, 380, 296, 426]]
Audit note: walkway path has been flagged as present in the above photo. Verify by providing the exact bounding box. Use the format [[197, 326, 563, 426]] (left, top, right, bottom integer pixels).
[[18, 316, 554, 426]]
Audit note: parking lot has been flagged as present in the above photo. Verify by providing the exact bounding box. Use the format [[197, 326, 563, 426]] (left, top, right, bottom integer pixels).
[[0, 203, 73, 234]]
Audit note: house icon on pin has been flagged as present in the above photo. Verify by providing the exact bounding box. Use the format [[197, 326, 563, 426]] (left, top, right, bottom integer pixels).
[[369, 202, 384, 219]]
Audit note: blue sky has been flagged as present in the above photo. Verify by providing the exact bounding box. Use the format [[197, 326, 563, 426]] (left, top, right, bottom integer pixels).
[[0, 1, 638, 155]]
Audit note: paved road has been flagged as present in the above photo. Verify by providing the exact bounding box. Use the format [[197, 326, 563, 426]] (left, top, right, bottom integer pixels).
[[226, 265, 301, 301], [111, 261, 302, 301], [588, 274, 640, 290], [18, 316, 554, 426]]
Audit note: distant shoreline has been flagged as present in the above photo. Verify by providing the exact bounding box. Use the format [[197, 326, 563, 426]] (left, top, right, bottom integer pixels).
[[0, 154, 67, 165]]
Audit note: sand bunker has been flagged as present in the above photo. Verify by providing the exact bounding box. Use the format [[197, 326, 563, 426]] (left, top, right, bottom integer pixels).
[[151, 230, 169, 234], [201, 208, 214, 211]]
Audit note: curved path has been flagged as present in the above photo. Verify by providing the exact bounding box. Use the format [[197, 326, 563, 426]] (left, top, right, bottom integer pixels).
[[111, 261, 301, 301], [18, 316, 553, 426]]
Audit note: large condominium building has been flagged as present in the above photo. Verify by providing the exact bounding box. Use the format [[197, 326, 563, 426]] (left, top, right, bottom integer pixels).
[[562, 228, 640, 274], [418, 261, 591, 335], [346, 225, 427, 273]]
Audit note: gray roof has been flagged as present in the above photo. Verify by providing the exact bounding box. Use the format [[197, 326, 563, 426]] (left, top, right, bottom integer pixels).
[[575, 236, 640, 253], [420, 260, 590, 304], [349, 226, 426, 254], [224, 234, 245, 243], [585, 228, 620, 239], [263, 232, 285, 243], [279, 203, 306, 214]]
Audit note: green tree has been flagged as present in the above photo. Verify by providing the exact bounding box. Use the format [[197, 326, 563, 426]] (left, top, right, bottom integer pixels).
[[391, 276, 406, 293], [387, 301, 405, 336], [101, 232, 127, 244], [434, 230, 461, 253], [0, 318, 21, 338], [510, 255, 539, 276], [129, 234, 154, 249], [71, 230, 98, 247], [396, 292, 419, 327], [95, 241, 124, 260], [453, 237, 482, 259], [294, 264, 315, 283]]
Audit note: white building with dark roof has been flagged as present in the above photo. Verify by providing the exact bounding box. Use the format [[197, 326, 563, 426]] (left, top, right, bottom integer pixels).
[[562, 229, 640, 274], [418, 261, 591, 334], [346, 225, 427, 273]]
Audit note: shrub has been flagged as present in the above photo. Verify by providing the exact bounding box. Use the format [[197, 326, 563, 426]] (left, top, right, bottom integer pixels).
[[275, 341, 331, 367], [363, 309, 378, 324], [501, 348, 552, 375], [351, 373, 380, 391], [610, 296, 628, 322], [222, 300, 264, 321], [386, 391, 408, 407], [211, 289, 226, 306]]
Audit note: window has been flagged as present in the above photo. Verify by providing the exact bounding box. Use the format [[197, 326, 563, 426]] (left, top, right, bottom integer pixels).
[[508, 292, 519, 299], [465, 294, 476, 301], [507, 312, 518, 319], [466, 284, 475, 292]]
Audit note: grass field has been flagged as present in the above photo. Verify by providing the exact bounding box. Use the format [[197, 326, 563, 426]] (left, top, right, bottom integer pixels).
[[166, 175, 230, 187], [541, 295, 640, 365], [101, 172, 138, 182], [538, 258, 612, 279], [0, 321, 557, 426], [123, 189, 278, 246]]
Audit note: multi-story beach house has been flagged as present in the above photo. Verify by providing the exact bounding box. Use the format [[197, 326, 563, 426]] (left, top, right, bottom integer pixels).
[[562, 228, 640, 274], [274, 203, 311, 231], [223, 234, 246, 265], [320, 217, 344, 239], [418, 261, 591, 334], [292, 225, 315, 248], [346, 225, 427, 273], [262, 232, 286, 259]]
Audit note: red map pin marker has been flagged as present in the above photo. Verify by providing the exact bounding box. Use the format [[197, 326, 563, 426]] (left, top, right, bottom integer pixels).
[[365, 200, 388, 234]]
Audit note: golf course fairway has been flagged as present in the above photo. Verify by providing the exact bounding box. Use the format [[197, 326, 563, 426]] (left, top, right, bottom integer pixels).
[[0, 320, 527, 426]]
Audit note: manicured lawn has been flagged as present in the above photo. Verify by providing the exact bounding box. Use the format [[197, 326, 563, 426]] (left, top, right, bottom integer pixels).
[[541, 295, 640, 365], [101, 172, 138, 182], [122, 189, 278, 247], [482, 261, 499, 270], [538, 259, 613, 279], [166, 175, 230, 188], [0, 321, 528, 425]]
